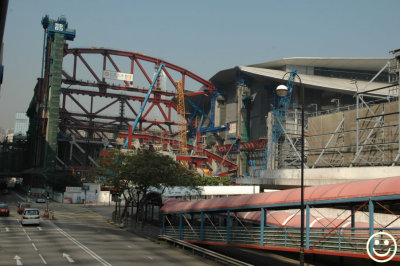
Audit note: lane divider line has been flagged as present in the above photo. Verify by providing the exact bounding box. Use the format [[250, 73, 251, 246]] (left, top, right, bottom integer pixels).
[[32, 243, 38, 251], [53, 224, 112, 266], [38, 254, 47, 265], [15, 192, 26, 201]]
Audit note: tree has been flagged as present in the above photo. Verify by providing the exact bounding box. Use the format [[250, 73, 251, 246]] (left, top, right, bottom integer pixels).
[[97, 149, 201, 222]]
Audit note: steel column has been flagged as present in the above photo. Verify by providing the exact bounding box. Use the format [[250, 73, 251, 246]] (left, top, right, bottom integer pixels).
[[162, 215, 166, 235], [260, 208, 265, 246], [200, 212, 204, 241], [227, 210, 231, 244], [306, 204, 310, 250], [369, 199, 374, 255], [179, 214, 183, 240]]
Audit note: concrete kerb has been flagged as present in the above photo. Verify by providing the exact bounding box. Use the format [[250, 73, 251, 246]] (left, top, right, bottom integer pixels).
[[105, 218, 162, 243]]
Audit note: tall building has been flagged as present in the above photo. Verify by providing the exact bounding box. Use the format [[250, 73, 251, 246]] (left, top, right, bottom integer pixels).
[[14, 112, 29, 136], [0, 0, 9, 93]]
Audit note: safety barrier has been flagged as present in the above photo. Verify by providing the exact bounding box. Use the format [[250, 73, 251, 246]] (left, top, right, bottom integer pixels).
[[164, 226, 400, 258], [159, 235, 252, 266]]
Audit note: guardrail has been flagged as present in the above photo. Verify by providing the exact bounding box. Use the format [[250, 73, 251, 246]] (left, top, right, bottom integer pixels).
[[164, 226, 400, 257], [158, 235, 252, 266]]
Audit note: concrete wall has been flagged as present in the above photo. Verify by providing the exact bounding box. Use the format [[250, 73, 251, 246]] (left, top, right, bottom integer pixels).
[[237, 166, 400, 187], [307, 101, 399, 167]]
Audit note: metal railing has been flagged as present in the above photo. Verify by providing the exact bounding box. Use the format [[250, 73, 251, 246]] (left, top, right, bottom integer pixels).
[[165, 226, 400, 257], [158, 235, 252, 266]]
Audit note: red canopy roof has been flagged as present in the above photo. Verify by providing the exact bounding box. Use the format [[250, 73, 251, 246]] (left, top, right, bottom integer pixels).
[[161, 176, 400, 213]]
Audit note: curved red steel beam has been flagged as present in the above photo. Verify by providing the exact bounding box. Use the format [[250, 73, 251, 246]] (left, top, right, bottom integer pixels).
[[64, 48, 215, 92]]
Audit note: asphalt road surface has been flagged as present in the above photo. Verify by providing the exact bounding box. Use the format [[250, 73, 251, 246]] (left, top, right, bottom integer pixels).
[[0, 190, 216, 265]]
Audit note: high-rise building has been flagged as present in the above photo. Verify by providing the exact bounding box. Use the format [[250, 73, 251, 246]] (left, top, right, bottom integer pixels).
[[14, 112, 29, 136]]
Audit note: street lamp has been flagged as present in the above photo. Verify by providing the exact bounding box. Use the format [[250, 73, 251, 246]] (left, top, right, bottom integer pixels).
[[276, 74, 305, 266]]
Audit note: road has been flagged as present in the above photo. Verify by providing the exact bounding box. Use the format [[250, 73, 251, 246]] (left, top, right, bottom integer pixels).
[[0, 190, 216, 266]]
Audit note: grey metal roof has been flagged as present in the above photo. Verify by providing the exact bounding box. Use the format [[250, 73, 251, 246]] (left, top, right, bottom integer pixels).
[[239, 66, 390, 95], [210, 57, 392, 95], [249, 57, 390, 72]]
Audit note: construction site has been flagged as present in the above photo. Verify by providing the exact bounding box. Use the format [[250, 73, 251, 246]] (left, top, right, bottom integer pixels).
[[0, 16, 398, 191]]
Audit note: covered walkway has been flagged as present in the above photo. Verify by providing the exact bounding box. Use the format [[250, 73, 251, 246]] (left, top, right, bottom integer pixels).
[[161, 176, 400, 262]]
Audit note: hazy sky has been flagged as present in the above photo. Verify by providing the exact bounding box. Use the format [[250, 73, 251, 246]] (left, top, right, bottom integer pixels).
[[0, 0, 399, 129]]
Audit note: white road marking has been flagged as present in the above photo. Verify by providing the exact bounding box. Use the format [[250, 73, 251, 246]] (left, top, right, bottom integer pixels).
[[54, 225, 111, 266], [32, 243, 38, 251], [63, 253, 75, 263], [26, 235, 31, 241], [5, 227, 9, 232], [37, 227, 42, 231], [38, 254, 47, 264], [15, 193, 26, 201], [14, 255, 23, 265], [146, 256, 153, 260]]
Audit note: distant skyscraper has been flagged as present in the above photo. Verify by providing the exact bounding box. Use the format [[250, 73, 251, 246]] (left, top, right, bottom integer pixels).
[[14, 112, 29, 136]]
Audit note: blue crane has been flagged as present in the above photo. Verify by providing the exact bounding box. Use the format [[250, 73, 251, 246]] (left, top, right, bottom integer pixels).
[[260, 70, 297, 172], [123, 63, 165, 148]]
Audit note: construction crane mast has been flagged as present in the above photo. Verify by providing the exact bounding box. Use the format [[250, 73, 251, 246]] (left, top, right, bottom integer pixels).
[[176, 80, 188, 156]]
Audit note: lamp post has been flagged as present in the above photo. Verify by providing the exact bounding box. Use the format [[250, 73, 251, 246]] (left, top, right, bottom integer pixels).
[[276, 74, 305, 266]]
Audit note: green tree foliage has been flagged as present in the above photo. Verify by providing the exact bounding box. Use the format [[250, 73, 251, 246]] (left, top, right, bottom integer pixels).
[[97, 149, 201, 221], [196, 175, 232, 186]]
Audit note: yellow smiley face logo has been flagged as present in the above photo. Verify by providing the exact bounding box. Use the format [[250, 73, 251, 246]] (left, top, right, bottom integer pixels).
[[366, 232, 397, 263]]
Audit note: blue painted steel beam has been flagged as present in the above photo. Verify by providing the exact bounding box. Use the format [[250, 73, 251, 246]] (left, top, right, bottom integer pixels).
[[123, 63, 165, 147], [179, 214, 183, 240], [369, 199, 374, 255], [162, 215, 166, 235], [306, 204, 310, 250], [260, 208, 265, 246], [227, 210, 231, 244], [200, 212, 204, 241]]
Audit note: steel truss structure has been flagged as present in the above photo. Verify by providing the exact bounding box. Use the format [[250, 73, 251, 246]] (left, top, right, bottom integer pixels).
[[274, 54, 400, 170], [60, 47, 215, 137], [28, 44, 237, 173]]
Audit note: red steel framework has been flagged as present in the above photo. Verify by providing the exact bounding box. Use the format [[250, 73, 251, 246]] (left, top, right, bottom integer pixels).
[[55, 46, 237, 173], [60, 47, 215, 137]]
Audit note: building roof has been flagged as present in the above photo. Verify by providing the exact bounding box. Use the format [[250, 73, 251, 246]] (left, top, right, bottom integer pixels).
[[210, 57, 392, 95], [249, 57, 389, 72], [238, 66, 390, 95]]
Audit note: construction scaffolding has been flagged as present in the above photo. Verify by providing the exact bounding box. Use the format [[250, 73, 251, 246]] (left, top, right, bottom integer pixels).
[[252, 51, 400, 172], [304, 53, 400, 169]]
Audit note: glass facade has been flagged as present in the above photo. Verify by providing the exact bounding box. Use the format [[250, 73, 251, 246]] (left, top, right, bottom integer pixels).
[[14, 112, 29, 136], [314, 67, 389, 82]]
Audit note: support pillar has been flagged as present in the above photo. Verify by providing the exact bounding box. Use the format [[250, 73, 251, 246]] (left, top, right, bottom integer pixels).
[[162, 215, 166, 235], [306, 204, 310, 250], [260, 208, 265, 246], [200, 212, 204, 241], [179, 214, 183, 240], [369, 199, 374, 255], [227, 210, 231, 244]]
